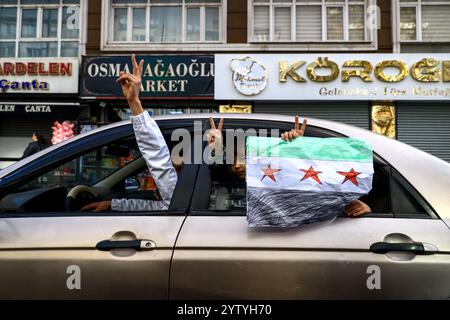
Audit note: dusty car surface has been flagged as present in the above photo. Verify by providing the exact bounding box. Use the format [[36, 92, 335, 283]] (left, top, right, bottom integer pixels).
[[0, 113, 449, 299]]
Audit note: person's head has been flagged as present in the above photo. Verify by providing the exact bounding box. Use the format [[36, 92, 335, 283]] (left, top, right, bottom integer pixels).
[[32, 132, 45, 143], [227, 143, 246, 180]]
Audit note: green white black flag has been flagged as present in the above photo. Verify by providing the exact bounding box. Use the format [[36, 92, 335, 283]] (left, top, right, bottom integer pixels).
[[246, 136, 374, 227]]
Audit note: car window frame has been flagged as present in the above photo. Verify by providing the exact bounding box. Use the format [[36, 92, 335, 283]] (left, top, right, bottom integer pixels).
[[389, 166, 438, 219], [188, 119, 436, 219], [0, 119, 199, 218]]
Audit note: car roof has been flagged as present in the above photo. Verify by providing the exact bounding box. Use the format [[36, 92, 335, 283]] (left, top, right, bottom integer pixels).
[[2, 113, 450, 218]]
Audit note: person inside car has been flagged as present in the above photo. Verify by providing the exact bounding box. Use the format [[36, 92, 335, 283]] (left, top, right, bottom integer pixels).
[[207, 116, 372, 217], [81, 54, 178, 212]]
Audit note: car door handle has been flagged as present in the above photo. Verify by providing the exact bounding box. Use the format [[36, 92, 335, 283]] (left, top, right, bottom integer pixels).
[[370, 242, 438, 255], [96, 239, 156, 251]]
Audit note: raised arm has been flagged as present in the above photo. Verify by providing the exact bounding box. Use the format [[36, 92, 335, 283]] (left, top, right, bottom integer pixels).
[[114, 54, 177, 211]]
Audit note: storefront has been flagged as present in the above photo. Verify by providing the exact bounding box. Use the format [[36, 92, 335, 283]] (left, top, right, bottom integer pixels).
[[0, 58, 82, 169], [80, 55, 217, 122], [215, 53, 450, 162]]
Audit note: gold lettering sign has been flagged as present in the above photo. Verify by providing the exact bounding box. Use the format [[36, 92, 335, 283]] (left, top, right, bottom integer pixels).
[[374, 60, 408, 82], [307, 57, 339, 82], [341, 60, 373, 82], [279, 60, 307, 82], [371, 102, 396, 139], [272, 57, 450, 85], [219, 104, 252, 113], [443, 61, 450, 82], [410, 58, 440, 82]]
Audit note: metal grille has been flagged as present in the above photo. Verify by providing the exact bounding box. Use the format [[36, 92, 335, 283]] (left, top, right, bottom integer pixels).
[[397, 102, 450, 162]]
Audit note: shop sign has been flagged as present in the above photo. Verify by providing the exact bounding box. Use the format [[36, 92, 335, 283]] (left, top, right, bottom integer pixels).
[[0, 58, 79, 94], [81, 55, 214, 98], [0, 103, 78, 114], [215, 54, 450, 100]]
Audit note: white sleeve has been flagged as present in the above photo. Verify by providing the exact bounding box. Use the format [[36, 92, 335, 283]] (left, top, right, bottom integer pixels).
[[112, 111, 178, 211], [111, 198, 166, 212]]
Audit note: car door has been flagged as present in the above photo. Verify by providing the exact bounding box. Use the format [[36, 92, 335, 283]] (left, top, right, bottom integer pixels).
[[0, 119, 197, 299], [170, 120, 450, 299]]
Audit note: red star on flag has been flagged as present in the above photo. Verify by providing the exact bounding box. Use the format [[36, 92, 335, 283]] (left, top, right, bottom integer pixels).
[[299, 166, 322, 184], [337, 168, 362, 186], [260, 164, 281, 182]]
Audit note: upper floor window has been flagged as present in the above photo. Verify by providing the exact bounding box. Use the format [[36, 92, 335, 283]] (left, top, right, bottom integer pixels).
[[251, 0, 368, 42], [0, 0, 82, 58], [399, 0, 450, 41], [109, 0, 223, 43]]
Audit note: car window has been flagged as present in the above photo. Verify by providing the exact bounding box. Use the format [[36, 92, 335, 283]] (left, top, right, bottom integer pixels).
[[205, 161, 394, 215], [358, 162, 391, 214], [202, 161, 432, 218], [390, 167, 433, 217], [20, 141, 141, 190], [0, 118, 197, 215], [208, 173, 246, 212], [193, 121, 431, 218], [202, 122, 340, 215]]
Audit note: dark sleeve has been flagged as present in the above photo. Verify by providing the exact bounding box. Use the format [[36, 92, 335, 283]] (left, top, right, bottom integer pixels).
[[22, 143, 37, 158], [359, 195, 388, 213]]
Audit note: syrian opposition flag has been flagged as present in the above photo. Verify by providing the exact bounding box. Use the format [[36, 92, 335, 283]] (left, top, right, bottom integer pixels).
[[246, 136, 373, 227]]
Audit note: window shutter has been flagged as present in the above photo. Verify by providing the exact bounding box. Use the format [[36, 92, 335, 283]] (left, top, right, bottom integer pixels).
[[326, 7, 343, 40], [349, 5, 365, 41], [274, 7, 291, 41], [296, 5, 321, 41], [422, 5, 450, 41], [254, 6, 270, 41], [397, 102, 450, 162]]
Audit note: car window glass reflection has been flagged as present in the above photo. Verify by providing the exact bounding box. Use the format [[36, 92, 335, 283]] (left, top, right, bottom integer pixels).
[[205, 126, 428, 217], [20, 142, 141, 191]]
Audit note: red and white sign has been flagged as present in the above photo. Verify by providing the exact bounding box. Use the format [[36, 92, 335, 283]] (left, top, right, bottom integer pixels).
[[0, 58, 79, 94]]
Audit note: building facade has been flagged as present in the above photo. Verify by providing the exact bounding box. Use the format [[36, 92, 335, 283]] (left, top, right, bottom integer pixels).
[[1, 0, 449, 167], [0, 0, 88, 168]]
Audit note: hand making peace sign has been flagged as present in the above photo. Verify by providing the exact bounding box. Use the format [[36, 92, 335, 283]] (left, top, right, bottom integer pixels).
[[281, 115, 307, 141], [208, 116, 224, 151], [116, 54, 144, 103]]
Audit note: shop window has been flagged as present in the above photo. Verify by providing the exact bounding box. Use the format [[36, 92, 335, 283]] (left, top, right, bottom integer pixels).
[[0, 0, 83, 58], [399, 0, 450, 42], [108, 0, 223, 44], [251, 0, 368, 42]]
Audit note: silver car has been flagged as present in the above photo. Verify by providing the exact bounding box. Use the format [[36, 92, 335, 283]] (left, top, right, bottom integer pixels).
[[0, 114, 449, 299]]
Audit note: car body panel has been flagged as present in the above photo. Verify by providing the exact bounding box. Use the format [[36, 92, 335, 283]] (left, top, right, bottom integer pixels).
[[0, 215, 185, 299], [173, 216, 450, 251], [171, 250, 450, 299], [171, 216, 450, 299]]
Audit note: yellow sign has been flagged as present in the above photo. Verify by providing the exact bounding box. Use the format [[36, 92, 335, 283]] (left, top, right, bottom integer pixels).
[[371, 102, 396, 139], [219, 104, 252, 113]]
